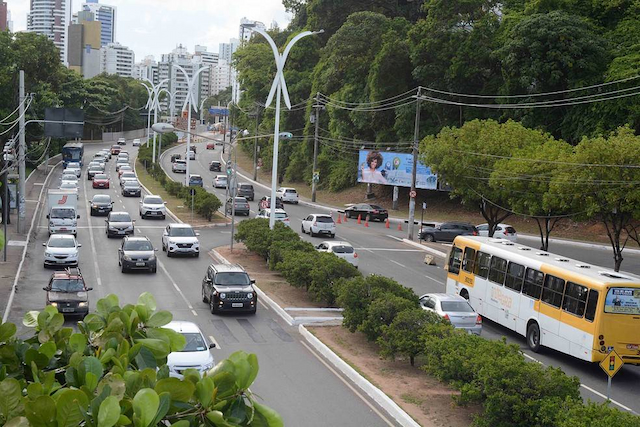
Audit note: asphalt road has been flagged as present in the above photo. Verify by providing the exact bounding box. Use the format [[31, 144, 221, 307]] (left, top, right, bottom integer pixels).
[[9, 140, 398, 427], [160, 139, 640, 415]]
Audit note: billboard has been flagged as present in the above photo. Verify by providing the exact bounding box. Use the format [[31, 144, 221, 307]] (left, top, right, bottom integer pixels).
[[357, 150, 437, 190]]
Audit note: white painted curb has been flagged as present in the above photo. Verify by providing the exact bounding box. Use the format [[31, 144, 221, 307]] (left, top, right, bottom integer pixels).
[[401, 238, 447, 258], [298, 324, 420, 427]]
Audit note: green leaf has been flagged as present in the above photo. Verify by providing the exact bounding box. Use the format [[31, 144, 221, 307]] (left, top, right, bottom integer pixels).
[[135, 339, 170, 359], [65, 367, 79, 388], [46, 313, 65, 334], [145, 311, 172, 328], [148, 392, 170, 427], [23, 311, 39, 328], [146, 328, 186, 352], [205, 410, 236, 427], [252, 401, 284, 427], [39, 341, 57, 360], [79, 356, 104, 383], [170, 421, 190, 427], [97, 396, 121, 427], [5, 417, 29, 427], [25, 395, 57, 427], [85, 372, 98, 392], [25, 348, 50, 370], [137, 293, 156, 312], [0, 322, 17, 342], [0, 378, 25, 421], [196, 376, 215, 408], [96, 294, 120, 317], [228, 351, 253, 390], [69, 333, 87, 353], [132, 388, 159, 427], [134, 346, 157, 370], [154, 378, 195, 402], [246, 353, 259, 389], [83, 314, 106, 332], [55, 389, 89, 427], [117, 415, 132, 426]]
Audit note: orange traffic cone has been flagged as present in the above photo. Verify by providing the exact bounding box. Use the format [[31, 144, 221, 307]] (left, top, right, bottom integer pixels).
[[337, 215, 342, 224], [343, 214, 348, 222], [397, 223, 403, 231], [365, 219, 369, 227], [357, 214, 362, 224], [385, 218, 390, 229]]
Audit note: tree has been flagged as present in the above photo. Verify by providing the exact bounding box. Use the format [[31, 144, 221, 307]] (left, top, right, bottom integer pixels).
[[552, 126, 640, 271], [378, 308, 441, 366], [0, 292, 283, 426], [359, 295, 416, 341]]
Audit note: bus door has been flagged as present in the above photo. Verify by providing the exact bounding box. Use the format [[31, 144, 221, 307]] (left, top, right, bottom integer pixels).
[[501, 261, 525, 330]]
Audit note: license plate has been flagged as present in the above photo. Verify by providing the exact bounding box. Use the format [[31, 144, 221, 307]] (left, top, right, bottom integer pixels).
[[60, 228, 67, 231], [57, 260, 67, 263], [136, 262, 145, 266], [61, 308, 74, 313], [232, 303, 243, 308], [118, 231, 126, 234], [628, 344, 639, 350]]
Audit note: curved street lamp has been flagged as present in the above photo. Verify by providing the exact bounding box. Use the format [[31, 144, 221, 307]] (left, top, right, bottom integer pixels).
[[140, 77, 169, 163], [242, 24, 324, 229]]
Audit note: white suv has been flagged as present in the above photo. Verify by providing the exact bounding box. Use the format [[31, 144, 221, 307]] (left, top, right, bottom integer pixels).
[[162, 223, 200, 257], [139, 195, 167, 219], [165, 321, 216, 378], [301, 214, 336, 238], [276, 187, 299, 204], [172, 160, 187, 173]]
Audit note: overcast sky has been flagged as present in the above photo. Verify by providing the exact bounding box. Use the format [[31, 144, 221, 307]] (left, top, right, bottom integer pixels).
[[9, 0, 291, 60]]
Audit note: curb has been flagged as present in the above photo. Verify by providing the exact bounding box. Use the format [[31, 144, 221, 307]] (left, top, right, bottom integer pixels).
[[401, 239, 447, 258], [298, 325, 420, 427]]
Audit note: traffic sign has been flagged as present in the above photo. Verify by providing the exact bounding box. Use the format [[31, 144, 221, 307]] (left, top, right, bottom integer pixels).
[[312, 171, 319, 183], [226, 164, 232, 176], [257, 158, 263, 167], [409, 190, 417, 198], [600, 350, 624, 378]]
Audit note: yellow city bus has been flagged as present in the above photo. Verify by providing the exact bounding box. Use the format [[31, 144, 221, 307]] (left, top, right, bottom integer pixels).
[[445, 236, 640, 365]]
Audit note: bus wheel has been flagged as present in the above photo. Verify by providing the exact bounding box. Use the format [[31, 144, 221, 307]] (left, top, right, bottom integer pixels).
[[527, 322, 541, 352], [460, 289, 469, 300]]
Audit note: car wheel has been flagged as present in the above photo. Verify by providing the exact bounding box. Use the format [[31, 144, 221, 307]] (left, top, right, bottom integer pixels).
[[310, 229, 316, 237], [249, 307, 257, 315], [330, 233, 335, 238], [90, 211, 94, 216], [167, 250, 172, 258], [346, 211, 352, 218], [194, 252, 200, 258], [424, 234, 435, 242], [121, 265, 127, 273], [209, 296, 216, 314], [151, 267, 157, 274], [161, 215, 166, 220], [202, 286, 208, 303], [527, 322, 541, 352], [301, 225, 305, 234]]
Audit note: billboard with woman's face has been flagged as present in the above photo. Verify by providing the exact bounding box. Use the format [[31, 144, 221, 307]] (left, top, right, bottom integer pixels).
[[357, 150, 438, 189]]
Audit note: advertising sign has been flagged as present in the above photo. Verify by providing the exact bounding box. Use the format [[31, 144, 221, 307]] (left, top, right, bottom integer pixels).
[[357, 150, 437, 190], [604, 287, 640, 315]]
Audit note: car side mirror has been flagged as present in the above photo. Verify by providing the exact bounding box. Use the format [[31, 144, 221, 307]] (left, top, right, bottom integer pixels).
[[164, 202, 167, 204], [154, 248, 158, 252], [132, 220, 136, 223], [87, 287, 94, 291], [78, 244, 82, 247], [46, 214, 50, 219], [77, 215, 80, 219], [43, 287, 49, 291], [205, 278, 212, 283], [118, 248, 122, 252], [250, 279, 256, 285], [209, 343, 216, 349]]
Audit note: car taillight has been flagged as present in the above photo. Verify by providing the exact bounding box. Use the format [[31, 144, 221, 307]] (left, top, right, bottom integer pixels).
[[443, 314, 450, 321], [353, 253, 358, 258], [473, 231, 478, 236], [313, 222, 317, 226], [476, 315, 482, 325]]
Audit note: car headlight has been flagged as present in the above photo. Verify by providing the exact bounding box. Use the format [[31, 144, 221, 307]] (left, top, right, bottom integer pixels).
[[123, 255, 132, 261], [78, 302, 87, 307], [49, 222, 55, 227], [45, 252, 52, 257], [247, 292, 254, 300], [219, 293, 226, 300], [201, 361, 214, 372], [50, 302, 57, 307], [148, 254, 156, 261]]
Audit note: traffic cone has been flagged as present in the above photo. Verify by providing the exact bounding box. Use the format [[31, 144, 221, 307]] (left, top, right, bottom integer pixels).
[[357, 214, 362, 224], [337, 215, 342, 224], [385, 218, 390, 229], [365, 218, 369, 227], [397, 223, 403, 231], [343, 214, 348, 222]]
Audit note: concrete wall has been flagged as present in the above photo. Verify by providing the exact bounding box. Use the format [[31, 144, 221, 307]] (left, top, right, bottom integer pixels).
[[102, 128, 147, 142]]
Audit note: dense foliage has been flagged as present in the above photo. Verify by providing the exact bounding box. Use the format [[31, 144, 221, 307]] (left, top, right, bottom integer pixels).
[[0, 292, 282, 427]]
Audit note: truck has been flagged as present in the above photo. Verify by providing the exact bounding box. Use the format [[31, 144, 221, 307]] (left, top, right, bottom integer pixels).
[[47, 189, 79, 235]]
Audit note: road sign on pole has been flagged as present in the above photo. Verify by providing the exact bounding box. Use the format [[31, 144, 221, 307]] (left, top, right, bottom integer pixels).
[[599, 349, 624, 400], [312, 171, 319, 183]]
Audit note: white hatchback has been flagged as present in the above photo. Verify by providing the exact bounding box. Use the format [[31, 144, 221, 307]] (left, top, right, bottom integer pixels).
[[43, 234, 81, 268], [275, 187, 299, 204], [301, 214, 336, 238], [256, 208, 290, 226], [214, 175, 227, 188], [165, 321, 216, 378], [132, 138, 141, 146], [476, 223, 518, 242], [315, 241, 358, 268]]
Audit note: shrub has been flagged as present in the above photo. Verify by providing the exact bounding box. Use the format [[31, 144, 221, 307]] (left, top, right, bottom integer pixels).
[[268, 239, 315, 270], [276, 249, 317, 290], [359, 295, 417, 341], [555, 400, 640, 427], [235, 218, 272, 259], [378, 308, 442, 366], [308, 252, 360, 305]]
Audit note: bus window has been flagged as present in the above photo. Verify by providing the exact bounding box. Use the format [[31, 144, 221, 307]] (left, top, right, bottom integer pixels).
[[562, 282, 589, 317], [488, 256, 507, 285], [505, 262, 525, 292], [523, 268, 544, 300], [584, 290, 599, 321], [448, 247, 463, 274], [475, 252, 491, 279], [462, 247, 476, 273], [542, 274, 566, 308]]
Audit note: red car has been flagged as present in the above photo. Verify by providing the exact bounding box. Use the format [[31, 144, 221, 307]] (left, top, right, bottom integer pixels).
[[110, 145, 121, 155], [92, 173, 110, 189], [206, 141, 215, 150]]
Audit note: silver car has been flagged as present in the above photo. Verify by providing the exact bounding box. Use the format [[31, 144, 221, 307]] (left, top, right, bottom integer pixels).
[[105, 211, 135, 238], [419, 293, 482, 335]]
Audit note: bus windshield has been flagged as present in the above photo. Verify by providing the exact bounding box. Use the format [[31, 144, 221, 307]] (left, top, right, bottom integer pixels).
[[604, 287, 640, 315]]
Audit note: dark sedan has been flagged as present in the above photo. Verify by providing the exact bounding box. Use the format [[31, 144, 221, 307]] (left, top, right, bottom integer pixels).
[[419, 222, 478, 242], [344, 204, 388, 221], [209, 161, 222, 172], [225, 197, 250, 216], [237, 183, 254, 201], [89, 194, 114, 216]]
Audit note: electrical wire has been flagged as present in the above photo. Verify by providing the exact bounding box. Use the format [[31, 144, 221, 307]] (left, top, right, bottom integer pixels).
[[0, 96, 30, 125], [317, 88, 418, 106]]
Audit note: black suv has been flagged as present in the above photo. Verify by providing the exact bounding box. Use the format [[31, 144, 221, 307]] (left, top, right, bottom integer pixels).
[[43, 267, 93, 317], [209, 161, 222, 172], [201, 264, 257, 314], [118, 236, 158, 273], [419, 221, 478, 242], [237, 183, 254, 201]]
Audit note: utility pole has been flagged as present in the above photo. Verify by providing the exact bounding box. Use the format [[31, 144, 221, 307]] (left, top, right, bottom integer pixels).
[[252, 105, 260, 181], [2, 153, 8, 261], [225, 106, 233, 205], [407, 87, 422, 241], [311, 93, 322, 203], [18, 70, 26, 234]]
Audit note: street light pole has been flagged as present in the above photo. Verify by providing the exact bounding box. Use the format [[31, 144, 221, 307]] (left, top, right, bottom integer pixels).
[[311, 93, 323, 203], [243, 25, 323, 229], [18, 70, 26, 233], [407, 87, 422, 241], [252, 105, 260, 181]]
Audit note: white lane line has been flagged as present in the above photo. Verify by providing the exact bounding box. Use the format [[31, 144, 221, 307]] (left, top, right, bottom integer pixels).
[[156, 258, 198, 316], [300, 341, 395, 427], [390, 260, 406, 268], [424, 275, 445, 285], [83, 175, 103, 287], [386, 235, 403, 241], [208, 335, 222, 350]]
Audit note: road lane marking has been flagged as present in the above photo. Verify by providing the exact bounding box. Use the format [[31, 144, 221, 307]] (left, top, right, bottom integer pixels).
[[390, 260, 406, 268], [208, 335, 221, 350], [83, 173, 102, 287], [300, 341, 395, 427], [156, 258, 198, 316]]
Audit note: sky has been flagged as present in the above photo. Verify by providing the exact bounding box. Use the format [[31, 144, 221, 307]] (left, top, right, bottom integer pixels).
[[8, 0, 292, 60]]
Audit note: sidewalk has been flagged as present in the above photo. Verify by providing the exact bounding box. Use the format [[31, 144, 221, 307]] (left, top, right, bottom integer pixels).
[[0, 155, 60, 319]]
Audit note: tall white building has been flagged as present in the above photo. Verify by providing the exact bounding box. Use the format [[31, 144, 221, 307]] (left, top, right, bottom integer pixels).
[[101, 42, 134, 77], [27, 0, 72, 64], [210, 59, 233, 96], [157, 45, 209, 115], [134, 55, 158, 84], [239, 17, 265, 42], [81, 0, 116, 46]]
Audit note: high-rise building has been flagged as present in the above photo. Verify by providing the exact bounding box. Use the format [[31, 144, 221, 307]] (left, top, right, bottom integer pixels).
[[81, 0, 116, 46], [0, 2, 7, 31], [6, 8, 12, 31], [193, 45, 217, 99], [211, 59, 232, 96], [156, 45, 209, 115], [67, 10, 102, 78], [101, 42, 134, 77], [27, 0, 72, 64], [239, 17, 265, 42], [134, 55, 158, 85]]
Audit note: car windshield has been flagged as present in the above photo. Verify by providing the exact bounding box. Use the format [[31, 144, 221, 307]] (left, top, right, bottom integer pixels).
[[124, 181, 140, 188], [179, 332, 207, 352], [332, 245, 354, 254], [215, 272, 251, 286], [93, 195, 111, 203], [370, 205, 384, 210], [124, 241, 153, 251], [240, 185, 252, 190], [122, 173, 136, 178], [276, 212, 288, 219], [191, 176, 202, 182], [60, 183, 76, 188], [145, 197, 163, 204], [51, 208, 76, 219], [217, 176, 227, 181], [285, 189, 296, 193], [89, 167, 102, 172], [120, 166, 132, 171], [94, 174, 107, 179], [110, 214, 131, 222], [316, 216, 334, 223], [169, 227, 195, 237], [441, 301, 475, 313], [48, 237, 75, 248], [62, 175, 76, 180], [50, 279, 84, 292]]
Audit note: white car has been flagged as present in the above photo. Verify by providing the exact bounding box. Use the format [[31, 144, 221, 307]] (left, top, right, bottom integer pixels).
[[476, 223, 518, 242], [43, 234, 81, 268], [139, 195, 167, 219], [419, 293, 482, 335], [98, 150, 111, 160], [117, 137, 126, 145], [115, 159, 129, 172], [172, 160, 187, 173], [162, 223, 200, 257], [164, 321, 215, 378], [301, 214, 336, 238], [88, 161, 105, 171], [119, 171, 137, 183], [276, 187, 299, 204], [67, 161, 82, 170], [187, 150, 195, 160], [120, 176, 138, 189], [256, 208, 290, 226], [132, 138, 141, 146], [64, 166, 81, 178], [315, 241, 358, 268], [213, 175, 227, 188], [59, 181, 79, 193]]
